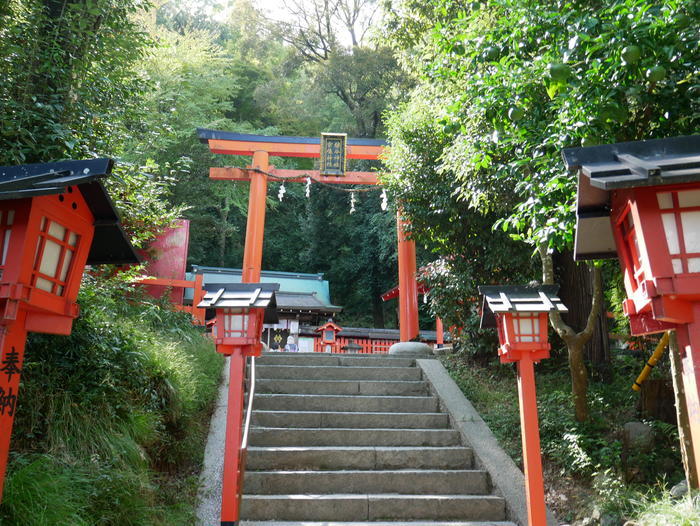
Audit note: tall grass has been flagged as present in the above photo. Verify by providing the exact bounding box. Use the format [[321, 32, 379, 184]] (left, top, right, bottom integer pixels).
[[0, 276, 222, 525], [630, 492, 700, 525]]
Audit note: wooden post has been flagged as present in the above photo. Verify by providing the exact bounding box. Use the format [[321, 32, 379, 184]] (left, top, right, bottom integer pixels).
[[192, 273, 206, 325], [436, 317, 444, 346], [669, 329, 700, 488], [220, 353, 246, 525], [396, 210, 419, 341], [516, 352, 547, 526], [0, 311, 28, 503]]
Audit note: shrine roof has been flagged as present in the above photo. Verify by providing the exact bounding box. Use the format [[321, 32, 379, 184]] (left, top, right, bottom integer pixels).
[[275, 291, 342, 313], [0, 159, 139, 265], [186, 266, 335, 307], [563, 134, 700, 260], [197, 128, 387, 147], [478, 285, 567, 329]]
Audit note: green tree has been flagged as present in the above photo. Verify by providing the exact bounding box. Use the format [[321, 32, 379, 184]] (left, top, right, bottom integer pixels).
[[383, 0, 699, 420], [0, 0, 151, 165]]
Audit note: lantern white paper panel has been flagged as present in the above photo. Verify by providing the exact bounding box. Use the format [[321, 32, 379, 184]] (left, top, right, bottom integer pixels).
[[657, 192, 673, 209], [661, 213, 680, 255], [678, 190, 700, 208], [681, 211, 700, 253]]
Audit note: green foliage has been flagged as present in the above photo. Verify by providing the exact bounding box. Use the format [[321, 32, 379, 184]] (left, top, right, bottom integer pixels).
[[443, 350, 692, 522], [0, 0, 151, 165], [1, 455, 91, 526], [442, 350, 682, 484], [384, 0, 699, 250], [0, 276, 222, 525], [106, 160, 190, 250], [382, 86, 535, 327]]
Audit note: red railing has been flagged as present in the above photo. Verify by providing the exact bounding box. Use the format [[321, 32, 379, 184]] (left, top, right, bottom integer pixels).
[[313, 337, 397, 354], [221, 354, 255, 523]]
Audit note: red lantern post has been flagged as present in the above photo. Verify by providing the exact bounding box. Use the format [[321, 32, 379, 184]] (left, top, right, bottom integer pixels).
[[0, 159, 139, 502], [565, 135, 700, 484], [315, 320, 342, 352], [198, 283, 278, 525], [479, 285, 568, 526]]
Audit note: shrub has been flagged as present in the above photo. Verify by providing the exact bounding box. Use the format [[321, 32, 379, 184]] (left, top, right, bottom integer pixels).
[[0, 275, 222, 525]]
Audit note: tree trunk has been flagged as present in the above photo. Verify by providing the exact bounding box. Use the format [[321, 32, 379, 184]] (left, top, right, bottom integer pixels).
[[217, 198, 231, 267], [555, 250, 610, 368], [568, 339, 589, 422], [371, 287, 385, 328], [539, 246, 603, 422]]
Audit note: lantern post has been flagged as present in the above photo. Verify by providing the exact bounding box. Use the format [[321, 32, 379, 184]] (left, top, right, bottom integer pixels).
[[0, 159, 139, 502], [316, 320, 342, 353], [198, 283, 278, 525], [479, 285, 567, 526], [565, 134, 700, 485]]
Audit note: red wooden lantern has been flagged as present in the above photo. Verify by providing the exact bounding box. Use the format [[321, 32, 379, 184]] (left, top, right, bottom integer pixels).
[[566, 134, 700, 486], [316, 320, 342, 352], [480, 285, 567, 526], [317, 320, 342, 344], [198, 283, 278, 356], [0, 158, 139, 502]]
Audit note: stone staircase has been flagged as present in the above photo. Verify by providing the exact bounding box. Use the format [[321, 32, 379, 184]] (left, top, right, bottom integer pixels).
[[240, 352, 516, 526]]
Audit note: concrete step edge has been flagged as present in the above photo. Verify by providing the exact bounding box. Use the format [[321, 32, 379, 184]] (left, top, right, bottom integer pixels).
[[251, 427, 457, 432], [252, 410, 445, 416], [247, 446, 471, 451], [247, 469, 488, 475], [255, 394, 435, 400], [241, 522, 517, 526], [243, 494, 504, 500], [256, 363, 416, 371]]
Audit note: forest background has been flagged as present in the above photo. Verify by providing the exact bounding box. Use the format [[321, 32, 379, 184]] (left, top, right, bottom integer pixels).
[[0, 0, 698, 525]]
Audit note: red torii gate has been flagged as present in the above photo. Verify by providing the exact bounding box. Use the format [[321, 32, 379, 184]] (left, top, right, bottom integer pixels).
[[198, 128, 421, 525], [197, 128, 420, 341]]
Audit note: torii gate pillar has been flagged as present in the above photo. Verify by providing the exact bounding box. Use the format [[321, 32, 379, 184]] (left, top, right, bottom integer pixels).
[[397, 211, 419, 341], [242, 151, 269, 283]]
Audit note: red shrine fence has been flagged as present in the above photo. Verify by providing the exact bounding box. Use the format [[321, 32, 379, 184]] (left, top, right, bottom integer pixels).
[[313, 337, 394, 354]]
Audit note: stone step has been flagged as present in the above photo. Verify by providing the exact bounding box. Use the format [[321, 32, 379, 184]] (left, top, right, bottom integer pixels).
[[240, 494, 506, 522], [258, 353, 415, 368], [250, 427, 461, 447], [244, 469, 490, 495], [246, 446, 473, 471], [257, 365, 422, 381], [252, 410, 449, 429], [241, 522, 517, 526], [254, 393, 438, 413], [257, 378, 430, 396]]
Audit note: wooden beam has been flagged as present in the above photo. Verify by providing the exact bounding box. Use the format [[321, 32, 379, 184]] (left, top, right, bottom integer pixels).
[[207, 139, 385, 160], [137, 277, 197, 289], [210, 167, 379, 185]]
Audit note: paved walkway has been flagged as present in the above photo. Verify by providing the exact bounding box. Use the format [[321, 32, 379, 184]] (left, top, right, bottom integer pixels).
[[196, 357, 229, 526]]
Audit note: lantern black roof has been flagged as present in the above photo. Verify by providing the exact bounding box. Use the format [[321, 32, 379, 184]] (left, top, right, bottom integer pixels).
[[478, 285, 568, 329], [0, 158, 139, 265], [198, 283, 279, 324], [563, 135, 700, 260]]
